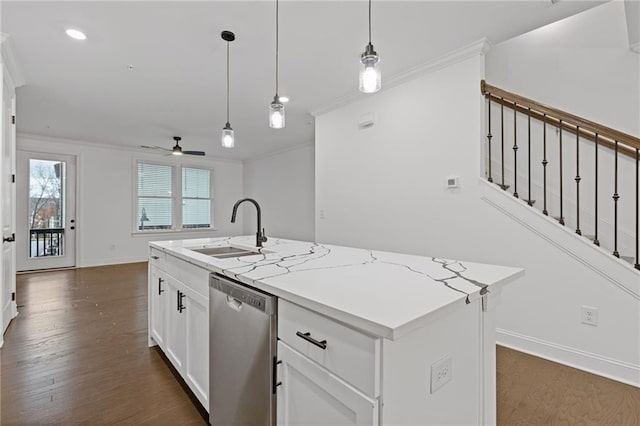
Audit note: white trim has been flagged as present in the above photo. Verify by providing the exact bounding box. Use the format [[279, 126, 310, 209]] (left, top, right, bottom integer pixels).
[[481, 179, 640, 299], [630, 41, 640, 54], [310, 37, 493, 117], [243, 141, 314, 164], [0, 34, 26, 88], [18, 132, 243, 165], [497, 328, 640, 388]]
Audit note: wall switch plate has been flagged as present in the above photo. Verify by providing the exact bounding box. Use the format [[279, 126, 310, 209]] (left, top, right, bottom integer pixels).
[[430, 355, 452, 394], [581, 306, 598, 326], [319, 209, 325, 219]]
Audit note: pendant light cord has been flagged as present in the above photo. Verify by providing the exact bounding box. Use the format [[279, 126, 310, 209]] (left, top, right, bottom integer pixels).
[[275, 0, 279, 96], [226, 41, 230, 123], [368, 0, 372, 45]]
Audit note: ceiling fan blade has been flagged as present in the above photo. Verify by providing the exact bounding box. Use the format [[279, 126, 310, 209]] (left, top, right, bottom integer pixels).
[[140, 145, 171, 152], [183, 151, 206, 156]]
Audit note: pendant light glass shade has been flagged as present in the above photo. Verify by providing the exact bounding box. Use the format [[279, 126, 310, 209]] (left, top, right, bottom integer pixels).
[[221, 123, 234, 148], [359, 44, 381, 93], [359, 0, 381, 93], [269, 97, 285, 129]]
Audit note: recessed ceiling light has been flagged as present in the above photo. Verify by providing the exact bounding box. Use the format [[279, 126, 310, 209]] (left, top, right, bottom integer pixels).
[[65, 29, 87, 40], [278, 96, 290, 103]]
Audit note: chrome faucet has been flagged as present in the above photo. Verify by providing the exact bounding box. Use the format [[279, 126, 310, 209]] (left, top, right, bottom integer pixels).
[[231, 198, 268, 248]]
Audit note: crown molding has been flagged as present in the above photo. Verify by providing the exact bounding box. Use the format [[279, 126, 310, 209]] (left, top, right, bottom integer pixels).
[[243, 140, 315, 165], [17, 132, 243, 164], [1, 33, 26, 88], [310, 37, 493, 117]]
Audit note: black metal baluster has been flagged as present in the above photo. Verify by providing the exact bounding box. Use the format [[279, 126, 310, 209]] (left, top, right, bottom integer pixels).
[[559, 120, 565, 225], [513, 104, 519, 198], [594, 134, 600, 246], [501, 97, 506, 190], [636, 148, 639, 270], [487, 96, 493, 183], [527, 108, 533, 206], [542, 114, 548, 215], [613, 140, 620, 258], [575, 126, 581, 235]]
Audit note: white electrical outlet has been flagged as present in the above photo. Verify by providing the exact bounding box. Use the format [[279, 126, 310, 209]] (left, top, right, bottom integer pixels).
[[430, 355, 452, 394], [319, 209, 325, 219], [581, 306, 599, 326]]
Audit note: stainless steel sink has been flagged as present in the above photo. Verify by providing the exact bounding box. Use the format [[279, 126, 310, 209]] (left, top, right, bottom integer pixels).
[[189, 246, 262, 259]]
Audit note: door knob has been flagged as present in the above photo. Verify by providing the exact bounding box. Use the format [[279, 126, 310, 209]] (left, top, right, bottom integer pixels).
[[3, 233, 15, 243]]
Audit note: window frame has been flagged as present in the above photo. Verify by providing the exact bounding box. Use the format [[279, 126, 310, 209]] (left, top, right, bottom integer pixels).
[[132, 159, 215, 235]]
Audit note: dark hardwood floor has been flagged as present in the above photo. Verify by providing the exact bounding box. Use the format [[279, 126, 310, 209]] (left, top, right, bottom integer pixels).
[[1, 263, 206, 425], [2, 263, 639, 425]]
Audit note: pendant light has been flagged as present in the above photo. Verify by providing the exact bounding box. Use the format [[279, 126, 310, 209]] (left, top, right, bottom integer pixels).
[[221, 30, 235, 148], [359, 0, 381, 93], [269, 0, 285, 129]]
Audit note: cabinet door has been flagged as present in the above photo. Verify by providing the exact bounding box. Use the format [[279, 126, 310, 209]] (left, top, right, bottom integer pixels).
[[184, 289, 209, 410], [164, 277, 187, 373], [277, 342, 378, 426], [149, 266, 166, 348]]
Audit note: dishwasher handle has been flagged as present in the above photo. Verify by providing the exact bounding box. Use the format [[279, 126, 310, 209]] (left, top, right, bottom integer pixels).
[[210, 273, 276, 315]]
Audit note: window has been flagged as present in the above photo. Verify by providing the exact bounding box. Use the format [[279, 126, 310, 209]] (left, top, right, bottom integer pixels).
[[136, 162, 213, 232]]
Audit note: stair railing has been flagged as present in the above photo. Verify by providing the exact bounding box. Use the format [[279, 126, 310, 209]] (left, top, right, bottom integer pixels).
[[481, 80, 640, 270]]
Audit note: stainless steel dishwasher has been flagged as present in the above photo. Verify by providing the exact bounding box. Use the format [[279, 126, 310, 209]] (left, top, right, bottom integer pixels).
[[209, 273, 277, 426]]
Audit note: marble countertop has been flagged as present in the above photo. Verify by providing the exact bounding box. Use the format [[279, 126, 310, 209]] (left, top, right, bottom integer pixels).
[[150, 236, 524, 340]]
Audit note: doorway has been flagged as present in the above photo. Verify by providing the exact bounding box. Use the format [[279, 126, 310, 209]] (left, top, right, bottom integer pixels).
[[16, 152, 76, 271]]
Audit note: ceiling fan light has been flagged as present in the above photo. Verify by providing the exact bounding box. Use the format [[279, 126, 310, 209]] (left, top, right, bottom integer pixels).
[[222, 123, 235, 148], [172, 144, 183, 155], [269, 98, 285, 129]]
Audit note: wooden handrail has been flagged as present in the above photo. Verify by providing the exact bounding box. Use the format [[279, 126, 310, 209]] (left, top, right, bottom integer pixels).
[[481, 80, 640, 153]]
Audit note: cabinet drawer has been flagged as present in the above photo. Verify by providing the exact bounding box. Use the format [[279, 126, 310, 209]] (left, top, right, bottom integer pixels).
[[165, 254, 209, 298], [278, 300, 377, 397], [149, 248, 166, 269]]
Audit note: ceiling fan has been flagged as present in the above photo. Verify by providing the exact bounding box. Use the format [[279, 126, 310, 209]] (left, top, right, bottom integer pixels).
[[141, 136, 206, 156]]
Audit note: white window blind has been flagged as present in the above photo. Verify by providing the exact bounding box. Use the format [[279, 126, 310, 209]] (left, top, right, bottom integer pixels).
[[137, 163, 173, 230], [135, 162, 213, 232], [182, 167, 211, 229]]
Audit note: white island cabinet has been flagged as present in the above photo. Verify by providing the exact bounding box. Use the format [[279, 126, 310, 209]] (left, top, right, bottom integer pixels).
[[147, 247, 210, 409], [149, 236, 524, 425]]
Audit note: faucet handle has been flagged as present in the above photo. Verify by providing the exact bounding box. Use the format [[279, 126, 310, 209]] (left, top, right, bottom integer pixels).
[[261, 228, 268, 243]]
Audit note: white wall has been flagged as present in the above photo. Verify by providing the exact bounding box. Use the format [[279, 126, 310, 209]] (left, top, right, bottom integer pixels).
[[242, 143, 315, 242], [18, 134, 244, 268], [486, 1, 640, 136], [315, 44, 639, 384]]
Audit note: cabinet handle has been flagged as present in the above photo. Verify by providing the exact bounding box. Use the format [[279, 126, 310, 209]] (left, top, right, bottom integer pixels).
[[272, 358, 282, 394], [296, 331, 327, 350], [178, 292, 186, 313], [177, 290, 181, 312], [158, 278, 164, 295], [151, 255, 159, 260]]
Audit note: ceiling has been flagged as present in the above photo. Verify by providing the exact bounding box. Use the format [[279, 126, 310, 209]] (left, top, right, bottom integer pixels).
[[2, 1, 604, 160]]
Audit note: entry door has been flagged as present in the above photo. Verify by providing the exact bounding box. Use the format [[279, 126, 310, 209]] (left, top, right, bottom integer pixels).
[[16, 152, 76, 271], [1, 77, 17, 334]]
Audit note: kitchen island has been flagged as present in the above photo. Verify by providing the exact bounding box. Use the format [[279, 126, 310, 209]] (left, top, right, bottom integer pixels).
[[148, 236, 523, 425]]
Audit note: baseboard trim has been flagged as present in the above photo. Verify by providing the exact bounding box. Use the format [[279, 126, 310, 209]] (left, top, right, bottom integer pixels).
[[497, 328, 640, 388]]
